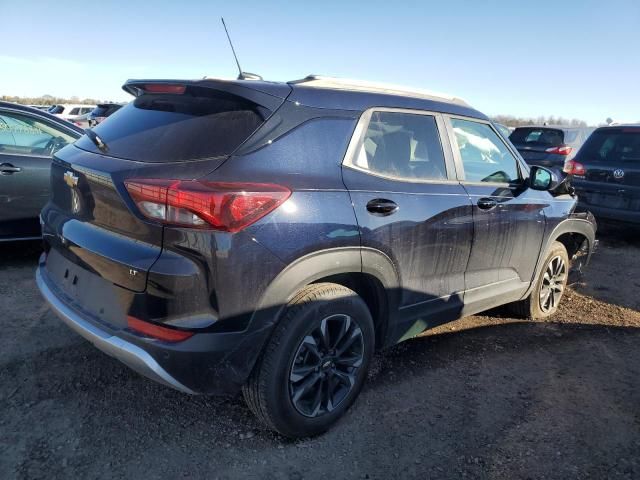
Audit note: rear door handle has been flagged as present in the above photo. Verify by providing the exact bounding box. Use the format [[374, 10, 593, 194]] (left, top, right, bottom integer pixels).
[[477, 198, 497, 211], [366, 198, 399, 216], [0, 163, 21, 175]]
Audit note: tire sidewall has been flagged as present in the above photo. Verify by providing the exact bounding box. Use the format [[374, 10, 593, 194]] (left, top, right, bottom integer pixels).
[[531, 242, 569, 319], [266, 290, 374, 437]]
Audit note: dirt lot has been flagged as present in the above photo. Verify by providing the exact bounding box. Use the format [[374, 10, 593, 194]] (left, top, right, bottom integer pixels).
[[1, 227, 639, 480]]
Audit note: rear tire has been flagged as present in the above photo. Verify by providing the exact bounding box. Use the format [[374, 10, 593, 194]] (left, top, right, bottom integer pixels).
[[508, 241, 569, 319], [242, 283, 375, 438]]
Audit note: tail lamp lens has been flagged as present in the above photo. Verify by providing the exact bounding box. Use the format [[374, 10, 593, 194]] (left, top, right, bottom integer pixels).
[[142, 84, 187, 94], [563, 160, 586, 175], [545, 145, 573, 155], [124, 179, 291, 232]]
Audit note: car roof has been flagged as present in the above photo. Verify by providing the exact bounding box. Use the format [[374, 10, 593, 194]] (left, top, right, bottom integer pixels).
[[125, 75, 488, 120], [58, 103, 95, 107], [0, 101, 85, 135], [286, 75, 486, 119], [512, 125, 591, 131], [289, 75, 469, 106], [599, 123, 640, 128]]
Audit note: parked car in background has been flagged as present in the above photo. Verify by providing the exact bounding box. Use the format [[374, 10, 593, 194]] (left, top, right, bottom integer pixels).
[[28, 105, 51, 111], [47, 104, 96, 120], [36, 76, 596, 438], [495, 122, 512, 139], [570, 124, 640, 225], [0, 102, 83, 240], [509, 126, 594, 169], [67, 112, 91, 129], [87, 103, 124, 127]]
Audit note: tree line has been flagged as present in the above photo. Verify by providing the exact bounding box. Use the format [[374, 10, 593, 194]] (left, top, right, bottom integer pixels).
[[1, 94, 108, 106], [0, 96, 615, 127], [491, 115, 588, 127]]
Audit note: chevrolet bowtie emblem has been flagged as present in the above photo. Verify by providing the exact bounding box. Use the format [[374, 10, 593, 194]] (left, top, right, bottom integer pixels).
[[64, 171, 79, 188]]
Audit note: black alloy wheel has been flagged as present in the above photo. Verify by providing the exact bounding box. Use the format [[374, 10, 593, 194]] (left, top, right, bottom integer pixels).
[[289, 314, 364, 417]]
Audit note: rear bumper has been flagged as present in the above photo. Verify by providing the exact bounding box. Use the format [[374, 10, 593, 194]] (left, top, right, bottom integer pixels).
[[36, 267, 196, 394], [578, 202, 640, 225], [36, 263, 272, 395]]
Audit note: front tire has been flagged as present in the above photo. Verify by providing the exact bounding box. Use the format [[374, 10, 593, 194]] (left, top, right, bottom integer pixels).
[[243, 283, 375, 438], [509, 241, 569, 319]]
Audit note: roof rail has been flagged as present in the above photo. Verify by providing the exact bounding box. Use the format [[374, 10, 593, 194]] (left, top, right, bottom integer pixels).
[[289, 75, 469, 107]]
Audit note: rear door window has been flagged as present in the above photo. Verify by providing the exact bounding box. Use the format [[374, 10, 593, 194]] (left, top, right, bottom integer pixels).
[[349, 111, 448, 181], [509, 127, 565, 146], [76, 86, 270, 162], [580, 128, 640, 163]]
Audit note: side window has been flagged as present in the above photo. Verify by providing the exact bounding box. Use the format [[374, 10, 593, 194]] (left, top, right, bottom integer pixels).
[[0, 112, 75, 157], [0, 116, 16, 148], [450, 118, 520, 184], [69, 107, 81, 116], [351, 111, 447, 181]]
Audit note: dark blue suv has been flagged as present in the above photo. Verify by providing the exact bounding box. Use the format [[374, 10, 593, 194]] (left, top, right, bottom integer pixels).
[[36, 76, 597, 437]]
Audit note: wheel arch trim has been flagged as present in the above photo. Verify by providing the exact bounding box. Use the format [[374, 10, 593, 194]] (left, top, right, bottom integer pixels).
[[254, 247, 399, 317], [522, 214, 596, 299]]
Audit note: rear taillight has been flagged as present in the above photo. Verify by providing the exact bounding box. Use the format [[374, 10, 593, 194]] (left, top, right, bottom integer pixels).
[[124, 180, 291, 232], [127, 316, 194, 342], [545, 145, 573, 155], [563, 159, 586, 175]]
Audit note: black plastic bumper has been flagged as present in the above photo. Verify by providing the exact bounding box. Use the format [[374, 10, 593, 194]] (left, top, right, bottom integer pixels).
[[579, 203, 640, 225], [36, 264, 272, 395]]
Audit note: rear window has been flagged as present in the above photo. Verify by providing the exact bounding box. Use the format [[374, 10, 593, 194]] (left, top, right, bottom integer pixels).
[[76, 86, 270, 162], [579, 128, 640, 163], [509, 127, 564, 146], [48, 105, 63, 114]]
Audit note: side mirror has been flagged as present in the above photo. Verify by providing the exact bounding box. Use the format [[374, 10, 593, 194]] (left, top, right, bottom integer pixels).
[[528, 166, 558, 191]]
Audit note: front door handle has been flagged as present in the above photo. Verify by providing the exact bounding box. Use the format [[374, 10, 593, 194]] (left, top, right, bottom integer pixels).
[[366, 198, 399, 216], [477, 198, 497, 211], [0, 163, 22, 175]]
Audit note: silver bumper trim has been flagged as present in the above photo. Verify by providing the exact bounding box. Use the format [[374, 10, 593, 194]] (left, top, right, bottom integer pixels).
[[36, 267, 196, 394]]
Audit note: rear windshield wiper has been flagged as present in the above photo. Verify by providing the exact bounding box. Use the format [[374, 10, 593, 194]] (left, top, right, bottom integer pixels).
[[86, 129, 108, 152]]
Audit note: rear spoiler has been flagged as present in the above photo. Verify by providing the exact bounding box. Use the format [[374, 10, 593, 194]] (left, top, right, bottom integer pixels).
[[122, 79, 292, 102]]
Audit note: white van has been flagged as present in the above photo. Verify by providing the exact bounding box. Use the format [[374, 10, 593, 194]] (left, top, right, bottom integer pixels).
[[47, 104, 96, 120]]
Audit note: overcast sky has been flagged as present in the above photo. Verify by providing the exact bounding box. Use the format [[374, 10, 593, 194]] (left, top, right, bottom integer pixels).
[[1, 0, 639, 124]]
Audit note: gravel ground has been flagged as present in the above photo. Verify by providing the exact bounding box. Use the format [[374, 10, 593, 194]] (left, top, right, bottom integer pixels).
[[1, 230, 639, 480]]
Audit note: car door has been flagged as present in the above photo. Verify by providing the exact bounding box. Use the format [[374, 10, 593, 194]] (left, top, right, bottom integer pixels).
[[342, 108, 474, 342], [444, 115, 547, 315], [0, 109, 77, 237]]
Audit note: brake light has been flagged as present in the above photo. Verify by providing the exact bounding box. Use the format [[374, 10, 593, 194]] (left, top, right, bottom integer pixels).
[[563, 159, 586, 175], [545, 145, 573, 155], [124, 180, 291, 232], [127, 316, 194, 342], [142, 84, 186, 94]]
